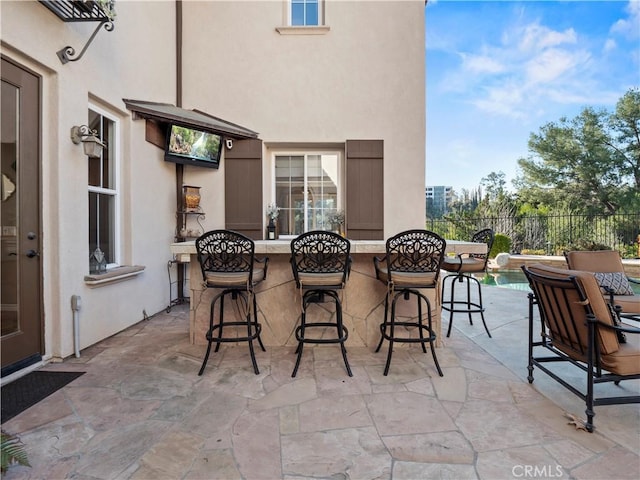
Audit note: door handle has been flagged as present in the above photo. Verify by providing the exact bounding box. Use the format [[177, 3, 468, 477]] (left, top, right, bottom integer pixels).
[[26, 249, 40, 258]]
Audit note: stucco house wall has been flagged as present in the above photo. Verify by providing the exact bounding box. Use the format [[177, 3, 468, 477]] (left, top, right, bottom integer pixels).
[[181, 0, 426, 236], [1, 0, 178, 361], [1, 0, 426, 364]]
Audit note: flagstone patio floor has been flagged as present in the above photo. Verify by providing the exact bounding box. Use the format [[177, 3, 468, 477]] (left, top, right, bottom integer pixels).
[[2, 286, 639, 479]]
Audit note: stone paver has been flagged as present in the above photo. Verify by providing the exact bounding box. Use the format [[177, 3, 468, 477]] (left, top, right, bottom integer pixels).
[[2, 286, 639, 480]]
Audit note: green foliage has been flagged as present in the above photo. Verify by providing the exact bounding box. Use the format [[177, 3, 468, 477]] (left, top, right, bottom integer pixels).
[[520, 249, 546, 255], [565, 240, 613, 252], [515, 88, 640, 215], [489, 233, 511, 258], [1, 431, 30, 473]]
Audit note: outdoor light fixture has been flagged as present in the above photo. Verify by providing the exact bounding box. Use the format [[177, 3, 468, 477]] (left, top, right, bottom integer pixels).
[[70, 125, 105, 158]]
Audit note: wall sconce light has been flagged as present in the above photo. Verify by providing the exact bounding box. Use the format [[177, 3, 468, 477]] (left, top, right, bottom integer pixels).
[[70, 125, 105, 158]]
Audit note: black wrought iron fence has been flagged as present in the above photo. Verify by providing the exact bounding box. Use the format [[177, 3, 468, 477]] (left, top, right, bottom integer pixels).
[[426, 213, 640, 259]]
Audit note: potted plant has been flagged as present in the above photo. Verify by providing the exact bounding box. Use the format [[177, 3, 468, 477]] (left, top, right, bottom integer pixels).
[[266, 203, 280, 240], [329, 209, 345, 236]]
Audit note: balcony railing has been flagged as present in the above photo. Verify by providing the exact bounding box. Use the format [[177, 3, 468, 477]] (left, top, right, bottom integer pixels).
[[39, 0, 111, 22]]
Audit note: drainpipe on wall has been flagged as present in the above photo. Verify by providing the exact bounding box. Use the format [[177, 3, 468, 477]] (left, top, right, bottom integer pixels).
[[175, 0, 186, 301]]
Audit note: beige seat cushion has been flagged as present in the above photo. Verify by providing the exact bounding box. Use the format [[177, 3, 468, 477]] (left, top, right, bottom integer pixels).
[[298, 272, 344, 287], [205, 266, 265, 288], [441, 256, 485, 273], [526, 264, 620, 355], [374, 264, 437, 287]]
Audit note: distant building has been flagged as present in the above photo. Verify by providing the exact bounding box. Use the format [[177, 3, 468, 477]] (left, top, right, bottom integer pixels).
[[426, 186, 453, 216]]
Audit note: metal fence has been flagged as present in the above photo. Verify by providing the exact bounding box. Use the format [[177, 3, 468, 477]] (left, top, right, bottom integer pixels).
[[426, 213, 640, 258]]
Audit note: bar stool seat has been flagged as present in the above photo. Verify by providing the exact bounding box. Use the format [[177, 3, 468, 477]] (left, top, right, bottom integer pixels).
[[196, 230, 268, 375], [290, 231, 352, 378], [373, 229, 445, 377], [441, 228, 494, 338]]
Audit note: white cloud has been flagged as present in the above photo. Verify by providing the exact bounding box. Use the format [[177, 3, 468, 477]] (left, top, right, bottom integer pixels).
[[525, 48, 591, 85], [462, 54, 506, 74], [610, 0, 640, 39], [603, 38, 617, 53], [517, 23, 577, 52]]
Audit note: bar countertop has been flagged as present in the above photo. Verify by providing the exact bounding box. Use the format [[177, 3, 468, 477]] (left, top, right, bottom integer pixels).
[[170, 238, 487, 262]]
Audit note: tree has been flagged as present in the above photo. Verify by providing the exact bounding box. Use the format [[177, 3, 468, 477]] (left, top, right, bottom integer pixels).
[[515, 88, 640, 215], [608, 88, 640, 191], [480, 171, 507, 201]]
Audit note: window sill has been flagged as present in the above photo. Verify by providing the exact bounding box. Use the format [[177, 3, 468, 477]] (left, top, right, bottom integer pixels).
[[84, 265, 145, 287], [276, 26, 330, 35]]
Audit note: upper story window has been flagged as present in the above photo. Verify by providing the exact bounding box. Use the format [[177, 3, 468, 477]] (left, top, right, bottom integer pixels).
[[291, 0, 322, 26], [275, 152, 341, 236], [88, 106, 119, 272]]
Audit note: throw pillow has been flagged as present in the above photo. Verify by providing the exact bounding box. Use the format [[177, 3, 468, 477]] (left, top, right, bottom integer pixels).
[[594, 272, 634, 296]]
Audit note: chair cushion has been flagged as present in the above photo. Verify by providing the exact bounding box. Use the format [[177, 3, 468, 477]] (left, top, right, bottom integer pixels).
[[526, 264, 620, 355], [441, 256, 485, 273], [614, 294, 640, 314], [594, 272, 634, 295], [602, 332, 640, 376], [565, 249, 626, 273], [374, 264, 437, 287], [205, 266, 265, 288], [298, 272, 344, 287], [552, 328, 640, 376]]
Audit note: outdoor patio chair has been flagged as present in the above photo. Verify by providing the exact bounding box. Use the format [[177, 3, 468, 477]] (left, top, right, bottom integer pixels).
[[373, 229, 445, 376], [196, 230, 268, 375], [564, 249, 640, 321], [522, 263, 640, 432], [440, 228, 494, 337], [290, 231, 352, 377]]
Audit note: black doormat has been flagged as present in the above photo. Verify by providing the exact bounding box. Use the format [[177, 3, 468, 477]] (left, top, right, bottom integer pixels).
[[1, 371, 85, 423]]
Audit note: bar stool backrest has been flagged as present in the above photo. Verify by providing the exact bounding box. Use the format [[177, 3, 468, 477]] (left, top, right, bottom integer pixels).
[[290, 231, 351, 289], [385, 229, 446, 287], [469, 228, 495, 269], [196, 230, 255, 288]]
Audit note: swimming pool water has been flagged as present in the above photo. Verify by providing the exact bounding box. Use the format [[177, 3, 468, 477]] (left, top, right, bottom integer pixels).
[[475, 270, 532, 291], [474, 270, 640, 294]]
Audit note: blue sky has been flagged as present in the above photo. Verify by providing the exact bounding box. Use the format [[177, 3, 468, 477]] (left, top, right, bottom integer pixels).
[[425, 0, 640, 193]]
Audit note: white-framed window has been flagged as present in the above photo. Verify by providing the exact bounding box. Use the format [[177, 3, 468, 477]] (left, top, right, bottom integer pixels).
[[274, 151, 342, 236], [290, 0, 322, 26], [87, 105, 119, 272]]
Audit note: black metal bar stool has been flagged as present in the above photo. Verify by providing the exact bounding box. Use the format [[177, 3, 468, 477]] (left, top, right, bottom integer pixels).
[[373, 229, 445, 376], [196, 230, 268, 375], [290, 231, 352, 377], [441, 228, 494, 338]]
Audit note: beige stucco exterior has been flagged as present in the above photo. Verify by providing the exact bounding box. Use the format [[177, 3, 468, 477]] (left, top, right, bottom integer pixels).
[[1, 0, 426, 365]]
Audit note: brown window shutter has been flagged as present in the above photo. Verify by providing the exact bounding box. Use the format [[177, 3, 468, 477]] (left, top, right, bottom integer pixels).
[[346, 140, 384, 240], [224, 139, 263, 240]]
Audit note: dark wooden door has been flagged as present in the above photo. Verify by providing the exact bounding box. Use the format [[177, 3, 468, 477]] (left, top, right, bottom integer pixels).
[[1, 57, 43, 376]]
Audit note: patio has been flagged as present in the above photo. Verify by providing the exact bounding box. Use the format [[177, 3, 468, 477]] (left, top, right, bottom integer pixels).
[[2, 286, 639, 479]]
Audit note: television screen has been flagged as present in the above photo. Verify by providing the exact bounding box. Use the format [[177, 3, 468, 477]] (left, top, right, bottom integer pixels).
[[165, 124, 222, 169]]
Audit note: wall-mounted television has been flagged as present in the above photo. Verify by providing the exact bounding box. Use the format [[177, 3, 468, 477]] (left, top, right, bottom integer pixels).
[[165, 124, 222, 169]]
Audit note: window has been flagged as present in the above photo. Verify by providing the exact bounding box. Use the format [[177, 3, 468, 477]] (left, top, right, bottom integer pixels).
[[87, 107, 119, 272], [291, 0, 321, 26], [275, 152, 341, 236]]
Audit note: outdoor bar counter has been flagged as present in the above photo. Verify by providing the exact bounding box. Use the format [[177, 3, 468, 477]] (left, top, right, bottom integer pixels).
[[170, 239, 487, 348]]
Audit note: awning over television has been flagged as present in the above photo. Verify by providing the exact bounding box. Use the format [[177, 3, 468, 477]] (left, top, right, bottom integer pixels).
[[123, 99, 259, 139]]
